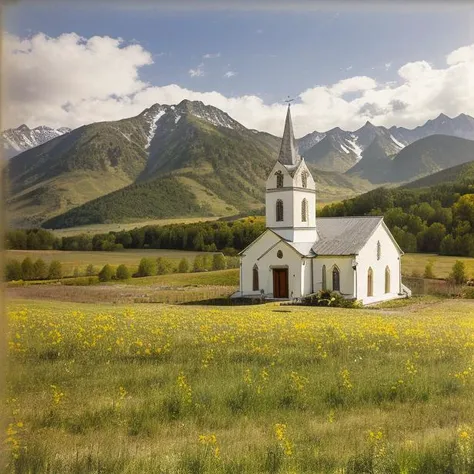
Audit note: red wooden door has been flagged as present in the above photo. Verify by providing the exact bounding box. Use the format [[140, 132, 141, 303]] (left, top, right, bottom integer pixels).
[[273, 269, 289, 298]]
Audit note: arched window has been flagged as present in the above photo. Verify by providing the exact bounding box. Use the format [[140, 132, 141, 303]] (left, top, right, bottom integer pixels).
[[385, 266, 390, 294], [275, 171, 284, 188], [301, 199, 308, 222], [253, 265, 259, 291], [332, 266, 340, 292], [322, 265, 327, 291], [301, 172, 308, 188], [368, 267, 374, 297], [276, 199, 284, 222], [377, 241, 381, 260]]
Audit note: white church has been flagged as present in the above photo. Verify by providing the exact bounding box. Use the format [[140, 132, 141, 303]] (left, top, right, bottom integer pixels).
[[238, 105, 410, 305]]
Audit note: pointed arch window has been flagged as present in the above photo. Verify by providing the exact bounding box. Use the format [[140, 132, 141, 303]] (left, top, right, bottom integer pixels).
[[332, 266, 340, 292], [276, 199, 284, 222], [301, 199, 308, 222], [253, 264, 259, 291], [385, 266, 390, 294], [301, 171, 308, 189], [322, 265, 327, 291], [377, 241, 381, 260], [275, 171, 284, 188], [368, 267, 374, 297]]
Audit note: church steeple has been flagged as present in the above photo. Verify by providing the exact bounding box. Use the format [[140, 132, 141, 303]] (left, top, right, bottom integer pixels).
[[278, 104, 301, 166], [265, 103, 318, 243]]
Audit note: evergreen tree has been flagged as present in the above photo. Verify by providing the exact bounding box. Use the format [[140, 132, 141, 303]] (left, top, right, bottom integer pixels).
[[423, 262, 435, 279], [48, 260, 63, 279], [98, 264, 115, 282], [450, 260, 466, 285], [212, 253, 227, 271], [86, 264, 96, 276], [137, 258, 157, 277], [193, 255, 205, 272], [192, 232, 205, 251], [21, 257, 35, 280], [116, 264, 130, 280], [178, 258, 189, 273], [156, 257, 174, 275], [5, 260, 22, 281], [203, 254, 212, 271], [33, 259, 49, 280]]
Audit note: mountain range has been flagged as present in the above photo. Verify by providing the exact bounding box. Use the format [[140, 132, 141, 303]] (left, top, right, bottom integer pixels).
[[4, 102, 474, 228], [2, 124, 71, 160], [298, 112, 474, 177]]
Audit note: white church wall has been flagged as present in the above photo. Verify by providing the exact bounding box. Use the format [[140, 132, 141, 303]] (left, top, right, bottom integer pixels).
[[257, 240, 303, 298], [303, 257, 312, 295], [266, 190, 294, 232], [356, 223, 402, 304], [311, 258, 355, 297], [292, 189, 317, 228], [265, 160, 317, 243], [240, 230, 281, 295]]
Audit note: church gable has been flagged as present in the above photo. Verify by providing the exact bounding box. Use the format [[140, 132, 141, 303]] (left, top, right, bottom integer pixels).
[[238, 229, 281, 259], [266, 161, 293, 190]]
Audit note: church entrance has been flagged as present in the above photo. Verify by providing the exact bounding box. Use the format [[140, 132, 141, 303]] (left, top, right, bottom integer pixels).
[[273, 268, 289, 298]]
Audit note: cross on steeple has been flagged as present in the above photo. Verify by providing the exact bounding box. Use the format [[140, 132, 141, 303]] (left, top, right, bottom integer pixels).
[[284, 96, 295, 106]]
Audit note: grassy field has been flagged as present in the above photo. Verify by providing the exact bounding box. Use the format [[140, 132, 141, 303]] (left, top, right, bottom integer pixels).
[[6, 249, 217, 277], [6, 269, 240, 304], [8, 249, 474, 281], [401, 253, 474, 279], [4, 298, 474, 473]]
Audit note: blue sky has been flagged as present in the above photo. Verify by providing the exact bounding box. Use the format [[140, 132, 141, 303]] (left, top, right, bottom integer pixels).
[[3, 2, 474, 134], [6, 3, 472, 103]]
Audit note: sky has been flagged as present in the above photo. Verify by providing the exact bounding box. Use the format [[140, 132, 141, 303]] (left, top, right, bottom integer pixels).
[[3, 0, 474, 137]]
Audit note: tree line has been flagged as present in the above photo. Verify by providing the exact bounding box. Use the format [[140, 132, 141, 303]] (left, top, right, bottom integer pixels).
[[6, 217, 265, 254], [5, 254, 238, 282], [319, 184, 474, 257]]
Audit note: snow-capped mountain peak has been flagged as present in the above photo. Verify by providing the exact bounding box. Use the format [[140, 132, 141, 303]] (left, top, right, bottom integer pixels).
[[1, 124, 71, 159]]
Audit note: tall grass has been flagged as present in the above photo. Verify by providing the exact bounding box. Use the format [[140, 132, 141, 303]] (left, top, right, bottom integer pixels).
[[4, 299, 474, 473]]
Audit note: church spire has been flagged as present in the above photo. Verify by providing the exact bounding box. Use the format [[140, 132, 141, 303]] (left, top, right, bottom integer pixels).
[[278, 103, 301, 166]]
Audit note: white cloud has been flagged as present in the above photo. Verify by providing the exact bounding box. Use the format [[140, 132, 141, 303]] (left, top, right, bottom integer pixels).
[[330, 76, 377, 96], [203, 52, 221, 59], [224, 71, 237, 78], [385, 62, 392, 71], [188, 63, 205, 77], [3, 32, 474, 137]]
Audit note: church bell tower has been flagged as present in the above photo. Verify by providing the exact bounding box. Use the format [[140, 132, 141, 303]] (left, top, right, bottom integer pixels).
[[265, 104, 318, 243]]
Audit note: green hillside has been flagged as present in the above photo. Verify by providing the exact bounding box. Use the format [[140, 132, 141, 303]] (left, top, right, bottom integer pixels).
[[403, 160, 474, 189], [6, 106, 165, 226], [390, 134, 474, 183], [42, 176, 208, 228], [8, 100, 375, 229], [41, 105, 373, 229]]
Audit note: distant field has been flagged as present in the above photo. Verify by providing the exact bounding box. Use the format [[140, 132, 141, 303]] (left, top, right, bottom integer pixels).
[[6, 249, 217, 276], [48, 216, 223, 237], [9, 249, 474, 280], [5, 298, 474, 472], [6, 268, 240, 304], [402, 253, 474, 279]]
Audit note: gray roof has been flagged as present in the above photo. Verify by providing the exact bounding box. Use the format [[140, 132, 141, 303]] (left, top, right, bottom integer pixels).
[[286, 241, 315, 256], [278, 105, 301, 166], [312, 216, 384, 256]]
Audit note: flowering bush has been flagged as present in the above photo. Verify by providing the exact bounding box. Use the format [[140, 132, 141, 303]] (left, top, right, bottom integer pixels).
[[301, 290, 360, 308]]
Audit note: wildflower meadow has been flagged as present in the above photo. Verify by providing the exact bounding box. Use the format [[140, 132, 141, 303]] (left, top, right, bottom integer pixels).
[[4, 298, 474, 473]]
